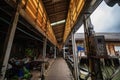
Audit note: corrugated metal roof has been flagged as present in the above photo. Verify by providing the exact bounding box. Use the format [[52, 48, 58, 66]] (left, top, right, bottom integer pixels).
[[75, 33, 120, 41]]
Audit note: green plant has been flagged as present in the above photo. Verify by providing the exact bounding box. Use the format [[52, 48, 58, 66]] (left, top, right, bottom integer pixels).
[[25, 48, 33, 57]]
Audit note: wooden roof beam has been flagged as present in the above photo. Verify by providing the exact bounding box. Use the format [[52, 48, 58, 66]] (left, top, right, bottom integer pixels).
[[43, 1, 67, 7], [53, 29, 64, 33], [50, 16, 66, 23], [48, 10, 67, 17], [45, 5, 67, 11]]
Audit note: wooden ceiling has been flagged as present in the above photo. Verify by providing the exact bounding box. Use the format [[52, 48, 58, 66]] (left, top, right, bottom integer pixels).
[[42, 0, 70, 44], [3, 0, 103, 48]]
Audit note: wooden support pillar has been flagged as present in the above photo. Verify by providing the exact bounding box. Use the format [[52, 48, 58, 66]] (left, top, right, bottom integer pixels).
[[43, 38, 47, 59], [41, 37, 47, 79], [1, 1, 21, 80], [54, 46, 56, 59], [111, 45, 115, 55], [72, 32, 79, 80], [83, 15, 94, 80], [63, 46, 66, 59], [83, 15, 103, 80], [106, 44, 110, 55], [109, 45, 115, 56]]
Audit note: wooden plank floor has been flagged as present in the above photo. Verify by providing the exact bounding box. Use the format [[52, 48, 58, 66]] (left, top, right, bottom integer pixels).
[[45, 58, 74, 80]]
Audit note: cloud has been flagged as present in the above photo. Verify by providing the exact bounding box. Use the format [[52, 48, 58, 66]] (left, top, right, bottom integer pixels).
[[76, 1, 120, 33]]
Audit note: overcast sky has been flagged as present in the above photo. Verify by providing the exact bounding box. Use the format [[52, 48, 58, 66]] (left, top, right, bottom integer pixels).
[[76, 1, 120, 33]]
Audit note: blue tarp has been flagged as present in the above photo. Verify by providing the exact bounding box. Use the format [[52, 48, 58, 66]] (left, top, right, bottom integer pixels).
[[77, 46, 84, 51]]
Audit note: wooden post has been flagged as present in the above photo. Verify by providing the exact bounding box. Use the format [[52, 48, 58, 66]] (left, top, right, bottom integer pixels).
[[106, 44, 110, 55], [43, 38, 47, 59], [41, 37, 47, 80], [54, 46, 56, 59], [83, 15, 103, 80], [110, 45, 115, 56], [1, 1, 21, 80], [72, 32, 79, 80], [63, 46, 66, 59]]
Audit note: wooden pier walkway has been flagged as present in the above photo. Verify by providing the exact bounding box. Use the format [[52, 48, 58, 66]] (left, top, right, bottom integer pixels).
[[45, 58, 74, 80]]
